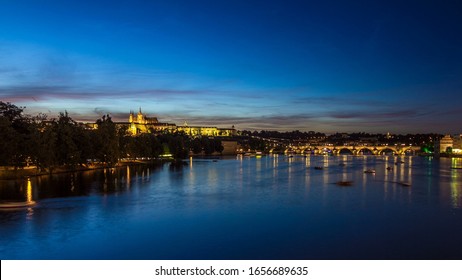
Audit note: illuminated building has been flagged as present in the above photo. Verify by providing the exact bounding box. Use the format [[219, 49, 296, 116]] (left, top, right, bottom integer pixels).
[[435, 135, 454, 155], [452, 134, 462, 154], [128, 108, 176, 135], [127, 108, 236, 137]]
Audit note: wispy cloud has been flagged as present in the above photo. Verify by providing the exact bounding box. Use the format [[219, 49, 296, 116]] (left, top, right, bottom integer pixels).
[[1, 42, 461, 134], [327, 109, 432, 120]]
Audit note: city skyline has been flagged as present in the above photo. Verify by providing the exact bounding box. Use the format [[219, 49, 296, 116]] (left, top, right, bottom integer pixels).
[[1, 0, 461, 133]]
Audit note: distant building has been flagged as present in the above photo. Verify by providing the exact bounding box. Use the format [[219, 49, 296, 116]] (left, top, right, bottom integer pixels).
[[127, 108, 236, 137], [435, 135, 454, 155], [452, 134, 462, 154], [128, 108, 176, 135]]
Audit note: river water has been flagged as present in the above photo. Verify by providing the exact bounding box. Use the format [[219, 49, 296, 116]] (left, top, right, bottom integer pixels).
[[1, 155, 461, 259]]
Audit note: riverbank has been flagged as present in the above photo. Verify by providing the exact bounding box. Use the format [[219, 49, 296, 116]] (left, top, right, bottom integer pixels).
[[0, 159, 165, 180], [0, 155, 233, 180]]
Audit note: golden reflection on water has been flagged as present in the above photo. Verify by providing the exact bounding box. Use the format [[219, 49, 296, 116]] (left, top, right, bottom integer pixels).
[[126, 165, 131, 188], [304, 156, 311, 189], [451, 158, 462, 208], [256, 156, 262, 172], [287, 156, 293, 183], [399, 158, 405, 182], [321, 156, 329, 186], [452, 158, 462, 169], [272, 154, 279, 179], [207, 166, 218, 188], [187, 157, 196, 188], [361, 156, 368, 188], [390, 157, 396, 183], [26, 178, 33, 204], [339, 155, 349, 183], [103, 168, 108, 192], [451, 178, 460, 209], [322, 155, 330, 168], [341, 171, 348, 184], [70, 173, 75, 192], [407, 156, 413, 184], [383, 156, 390, 198], [26, 178, 34, 219]]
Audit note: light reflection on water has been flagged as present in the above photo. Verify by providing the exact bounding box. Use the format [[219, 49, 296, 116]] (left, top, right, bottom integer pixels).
[[1, 155, 462, 260]]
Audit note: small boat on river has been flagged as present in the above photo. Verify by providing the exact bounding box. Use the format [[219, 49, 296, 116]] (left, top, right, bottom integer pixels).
[[364, 169, 376, 174], [0, 201, 36, 209], [336, 181, 353, 187]]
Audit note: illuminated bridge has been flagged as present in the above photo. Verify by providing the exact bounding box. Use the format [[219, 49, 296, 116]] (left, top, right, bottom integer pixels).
[[273, 145, 421, 156]]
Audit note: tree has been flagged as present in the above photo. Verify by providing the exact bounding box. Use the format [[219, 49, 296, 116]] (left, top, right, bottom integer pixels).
[[149, 134, 163, 158], [0, 101, 34, 168], [29, 114, 57, 170], [95, 115, 119, 165], [159, 133, 189, 159], [0, 101, 25, 124], [213, 139, 224, 154], [74, 125, 93, 165], [52, 112, 81, 167], [201, 137, 214, 155], [191, 138, 203, 154], [0, 116, 18, 166], [117, 125, 130, 159]]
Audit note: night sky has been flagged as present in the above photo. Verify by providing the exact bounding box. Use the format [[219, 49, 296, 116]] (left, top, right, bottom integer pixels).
[[1, 0, 461, 133]]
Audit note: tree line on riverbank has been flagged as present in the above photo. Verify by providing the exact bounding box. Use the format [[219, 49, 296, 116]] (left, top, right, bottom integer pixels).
[[0, 101, 223, 170]]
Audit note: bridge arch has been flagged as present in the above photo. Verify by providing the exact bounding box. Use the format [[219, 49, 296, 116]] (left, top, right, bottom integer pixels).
[[357, 147, 375, 155], [305, 147, 322, 155], [270, 146, 285, 154], [273, 144, 418, 156], [401, 147, 417, 155], [378, 147, 397, 155], [337, 147, 354, 155]]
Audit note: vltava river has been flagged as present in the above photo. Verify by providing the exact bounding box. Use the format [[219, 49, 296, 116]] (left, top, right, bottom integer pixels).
[[1, 155, 462, 259]]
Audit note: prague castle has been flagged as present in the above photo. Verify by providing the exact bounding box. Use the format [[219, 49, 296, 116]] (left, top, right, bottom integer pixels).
[[127, 108, 236, 137]]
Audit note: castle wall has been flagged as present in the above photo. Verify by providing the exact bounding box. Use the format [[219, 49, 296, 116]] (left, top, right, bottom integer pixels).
[[127, 110, 235, 137]]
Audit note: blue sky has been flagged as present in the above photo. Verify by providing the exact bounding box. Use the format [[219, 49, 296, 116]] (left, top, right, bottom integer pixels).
[[1, 0, 461, 133]]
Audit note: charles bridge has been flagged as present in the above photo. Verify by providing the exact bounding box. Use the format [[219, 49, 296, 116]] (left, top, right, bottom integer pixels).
[[272, 144, 420, 155]]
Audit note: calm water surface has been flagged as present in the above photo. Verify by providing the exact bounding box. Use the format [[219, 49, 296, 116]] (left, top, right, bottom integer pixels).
[[1, 155, 462, 259]]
